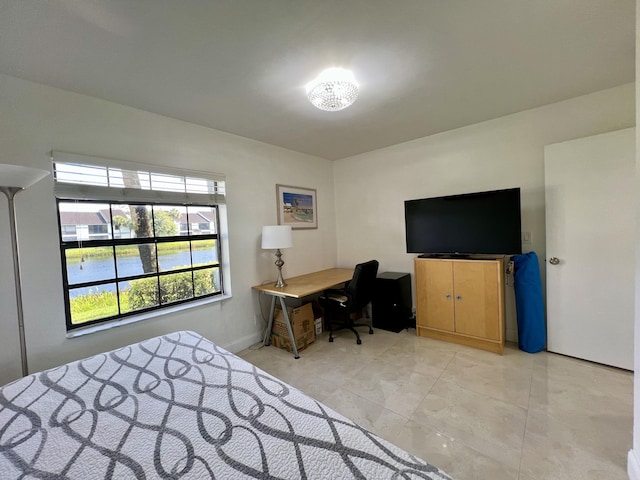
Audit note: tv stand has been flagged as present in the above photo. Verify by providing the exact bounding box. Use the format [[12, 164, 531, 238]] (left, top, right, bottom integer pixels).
[[418, 253, 494, 260], [418, 253, 469, 259], [414, 256, 505, 354]]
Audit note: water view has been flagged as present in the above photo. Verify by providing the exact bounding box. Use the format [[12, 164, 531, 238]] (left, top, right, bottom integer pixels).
[[67, 250, 217, 297]]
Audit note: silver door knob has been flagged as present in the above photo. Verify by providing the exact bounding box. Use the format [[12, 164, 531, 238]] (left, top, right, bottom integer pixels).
[[549, 257, 560, 265], [456, 295, 462, 300], [445, 294, 452, 299]]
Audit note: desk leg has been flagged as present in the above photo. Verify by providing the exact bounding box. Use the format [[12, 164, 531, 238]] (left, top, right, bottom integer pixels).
[[278, 297, 300, 359], [263, 295, 277, 346]]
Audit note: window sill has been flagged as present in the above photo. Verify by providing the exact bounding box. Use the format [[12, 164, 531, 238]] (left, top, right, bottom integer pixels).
[[66, 293, 232, 339]]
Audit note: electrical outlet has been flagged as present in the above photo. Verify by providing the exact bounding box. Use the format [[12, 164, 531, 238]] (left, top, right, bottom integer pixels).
[[506, 261, 514, 275]]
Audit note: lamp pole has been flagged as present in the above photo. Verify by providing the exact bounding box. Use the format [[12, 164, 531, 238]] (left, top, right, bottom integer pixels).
[[1, 187, 30, 376], [0, 164, 49, 377], [273, 248, 287, 287]]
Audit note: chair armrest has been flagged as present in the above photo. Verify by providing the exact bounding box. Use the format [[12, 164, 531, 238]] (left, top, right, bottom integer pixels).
[[320, 288, 351, 306], [326, 293, 349, 303]]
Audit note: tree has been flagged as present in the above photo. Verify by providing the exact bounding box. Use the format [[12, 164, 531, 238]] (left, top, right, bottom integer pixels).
[[168, 208, 181, 221], [112, 214, 132, 240], [121, 170, 158, 273], [112, 215, 131, 229], [130, 206, 157, 273], [153, 210, 178, 236]]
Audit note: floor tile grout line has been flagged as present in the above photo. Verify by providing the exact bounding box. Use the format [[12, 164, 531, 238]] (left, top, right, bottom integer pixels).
[[347, 354, 453, 422], [516, 359, 536, 480]]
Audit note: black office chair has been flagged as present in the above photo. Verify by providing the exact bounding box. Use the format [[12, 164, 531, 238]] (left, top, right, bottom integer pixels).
[[320, 260, 379, 344]]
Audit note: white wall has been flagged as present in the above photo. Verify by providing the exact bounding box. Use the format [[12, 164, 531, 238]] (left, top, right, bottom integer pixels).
[[0, 74, 337, 385], [333, 83, 635, 342], [629, 2, 640, 477], [0, 74, 634, 388]]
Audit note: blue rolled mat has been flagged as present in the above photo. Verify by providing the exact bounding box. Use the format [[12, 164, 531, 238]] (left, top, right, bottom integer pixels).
[[513, 251, 546, 353]]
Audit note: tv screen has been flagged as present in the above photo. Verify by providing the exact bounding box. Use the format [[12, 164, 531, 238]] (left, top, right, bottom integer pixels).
[[404, 188, 522, 256]]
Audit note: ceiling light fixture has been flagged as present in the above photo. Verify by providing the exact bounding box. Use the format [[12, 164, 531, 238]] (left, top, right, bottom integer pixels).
[[305, 68, 359, 112]]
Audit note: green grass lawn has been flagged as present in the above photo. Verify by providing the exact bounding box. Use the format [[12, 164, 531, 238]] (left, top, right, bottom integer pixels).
[[69, 271, 216, 324], [70, 290, 129, 324]]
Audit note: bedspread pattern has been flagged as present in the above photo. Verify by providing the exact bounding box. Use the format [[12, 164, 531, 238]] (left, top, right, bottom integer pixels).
[[0, 331, 452, 479]]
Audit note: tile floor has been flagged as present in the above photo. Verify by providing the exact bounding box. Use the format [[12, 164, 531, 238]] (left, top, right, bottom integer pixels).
[[238, 328, 633, 480]]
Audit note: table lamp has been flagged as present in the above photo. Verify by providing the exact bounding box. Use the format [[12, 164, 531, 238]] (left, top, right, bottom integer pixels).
[[0, 164, 50, 377], [261, 225, 293, 287]]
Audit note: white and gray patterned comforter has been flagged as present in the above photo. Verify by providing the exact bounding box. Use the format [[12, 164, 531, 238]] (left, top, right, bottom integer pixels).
[[0, 330, 452, 479]]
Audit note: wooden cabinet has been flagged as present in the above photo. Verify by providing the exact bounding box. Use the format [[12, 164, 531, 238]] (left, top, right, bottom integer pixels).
[[415, 257, 505, 354]]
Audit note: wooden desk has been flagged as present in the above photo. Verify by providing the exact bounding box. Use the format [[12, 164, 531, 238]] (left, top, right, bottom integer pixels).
[[252, 268, 353, 358]]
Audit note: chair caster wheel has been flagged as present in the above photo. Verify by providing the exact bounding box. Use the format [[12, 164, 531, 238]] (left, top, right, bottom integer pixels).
[[368, 329, 373, 335], [357, 338, 362, 345], [329, 337, 334, 343]]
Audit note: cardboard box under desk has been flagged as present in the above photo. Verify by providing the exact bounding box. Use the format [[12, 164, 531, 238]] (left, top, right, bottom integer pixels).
[[271, 303, 316, 353]]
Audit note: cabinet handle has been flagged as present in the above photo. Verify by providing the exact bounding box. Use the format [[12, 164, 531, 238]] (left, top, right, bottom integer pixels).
[[456, 295, 462, 300], [445, 294, 452, 299]]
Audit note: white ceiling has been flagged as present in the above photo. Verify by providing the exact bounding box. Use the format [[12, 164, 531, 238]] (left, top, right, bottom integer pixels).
[[0, 0, 634, 160]]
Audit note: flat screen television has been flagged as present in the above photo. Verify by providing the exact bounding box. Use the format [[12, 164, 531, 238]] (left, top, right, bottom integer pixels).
[[404, 187, 522, 256]]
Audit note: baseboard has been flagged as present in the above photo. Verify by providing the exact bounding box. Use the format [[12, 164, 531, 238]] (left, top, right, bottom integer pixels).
[[628, 449, 640, 480], [222, 331, 263, 354]]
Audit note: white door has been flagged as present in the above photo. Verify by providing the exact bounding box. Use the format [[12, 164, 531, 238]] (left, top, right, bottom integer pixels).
[[544, 128, 635, 370]]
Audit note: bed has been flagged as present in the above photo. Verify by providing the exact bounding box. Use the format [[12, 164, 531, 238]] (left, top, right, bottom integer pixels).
[[0, 330, 452, 479]]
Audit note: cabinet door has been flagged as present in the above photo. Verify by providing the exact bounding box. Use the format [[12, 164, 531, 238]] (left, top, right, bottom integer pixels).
[[453, 261, 501, 340], [415, 259, 455, 332]]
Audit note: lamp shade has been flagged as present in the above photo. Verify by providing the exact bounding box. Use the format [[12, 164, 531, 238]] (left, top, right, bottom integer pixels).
[[261, 225, 293, 249], [0, 164, 50, 189]]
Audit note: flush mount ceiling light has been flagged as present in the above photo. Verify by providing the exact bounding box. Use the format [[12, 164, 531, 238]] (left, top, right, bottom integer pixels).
[[305, 67, 359, 112]]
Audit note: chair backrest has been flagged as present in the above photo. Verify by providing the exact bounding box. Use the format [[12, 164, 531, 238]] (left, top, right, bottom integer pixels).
[[346, 260, 379, 311]]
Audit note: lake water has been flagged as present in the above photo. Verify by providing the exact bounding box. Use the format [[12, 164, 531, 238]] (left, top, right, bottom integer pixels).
[[67, 250, 217, 297]]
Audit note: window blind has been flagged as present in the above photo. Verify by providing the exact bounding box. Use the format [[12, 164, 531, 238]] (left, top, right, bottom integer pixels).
[[52, 151, 226, 205]]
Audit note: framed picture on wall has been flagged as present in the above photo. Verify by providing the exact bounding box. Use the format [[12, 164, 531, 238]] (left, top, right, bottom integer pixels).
[[276, 184, 317, 229]]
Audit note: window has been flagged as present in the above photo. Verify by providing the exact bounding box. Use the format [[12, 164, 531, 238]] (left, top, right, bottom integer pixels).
[[61, 224, 77, 241], [53, 152, 227, 331], [88, 224, 109, 238]]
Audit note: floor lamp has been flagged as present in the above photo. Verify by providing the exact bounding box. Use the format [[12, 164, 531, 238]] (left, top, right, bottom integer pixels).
[[0, 164, 50, 377]]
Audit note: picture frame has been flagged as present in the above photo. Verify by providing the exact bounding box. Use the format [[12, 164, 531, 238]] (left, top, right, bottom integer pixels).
[[276, 184, 317, 229]]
